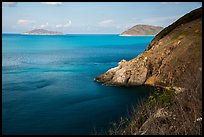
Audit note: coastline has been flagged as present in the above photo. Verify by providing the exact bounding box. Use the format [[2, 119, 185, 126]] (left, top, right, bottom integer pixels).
[[119, 34, 155, 37], [97, 7, 202, 135]]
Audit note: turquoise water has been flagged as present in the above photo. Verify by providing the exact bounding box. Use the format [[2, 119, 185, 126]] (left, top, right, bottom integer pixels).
[[2, 34, 154, 135]]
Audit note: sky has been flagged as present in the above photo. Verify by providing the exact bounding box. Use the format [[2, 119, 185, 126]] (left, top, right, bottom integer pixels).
[[2, 2, 202, 34]]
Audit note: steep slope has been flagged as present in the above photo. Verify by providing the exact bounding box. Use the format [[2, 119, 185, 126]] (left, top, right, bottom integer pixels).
[[95, 7, 202, 91], [120, 25, 163, 36], [96, 7, 202, 135]]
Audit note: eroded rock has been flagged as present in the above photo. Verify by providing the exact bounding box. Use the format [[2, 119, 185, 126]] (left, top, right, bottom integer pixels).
[[95, 56, 149, 86]]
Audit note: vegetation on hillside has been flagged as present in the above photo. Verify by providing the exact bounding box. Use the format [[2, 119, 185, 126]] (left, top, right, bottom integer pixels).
[[107, 79, 202, 135]]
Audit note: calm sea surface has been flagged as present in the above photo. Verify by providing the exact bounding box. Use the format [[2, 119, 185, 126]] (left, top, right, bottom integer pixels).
[[2, 34, 154, 135]]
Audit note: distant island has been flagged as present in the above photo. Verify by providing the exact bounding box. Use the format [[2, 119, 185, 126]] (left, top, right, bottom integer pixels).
[[120, 25, 163, 36], [22, 29, 63, 35]]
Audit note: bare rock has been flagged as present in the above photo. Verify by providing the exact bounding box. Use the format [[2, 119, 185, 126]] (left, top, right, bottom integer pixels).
[[95, 56, 149, 86]]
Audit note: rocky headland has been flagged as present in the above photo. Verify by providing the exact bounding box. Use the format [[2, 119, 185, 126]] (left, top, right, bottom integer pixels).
[[96, 7, 202, 91], [96, 7, 202, 135]]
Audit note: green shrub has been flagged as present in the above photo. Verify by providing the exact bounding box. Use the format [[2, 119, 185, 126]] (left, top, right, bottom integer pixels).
[[146, 87, 175, 109], [158, 89, 175, 106]]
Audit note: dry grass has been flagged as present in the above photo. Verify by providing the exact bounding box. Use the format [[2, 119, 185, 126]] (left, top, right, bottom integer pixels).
[[107, 77, 202, 135]]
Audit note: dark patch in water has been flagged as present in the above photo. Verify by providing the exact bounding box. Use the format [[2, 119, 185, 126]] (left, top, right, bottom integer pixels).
[[66, 96, 110, 106], [2, 80, 52, 91]]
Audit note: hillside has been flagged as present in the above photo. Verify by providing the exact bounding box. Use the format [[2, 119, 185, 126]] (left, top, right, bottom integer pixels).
[[22, 29, 63, 35], [120, 25, 163, 36], [96, 7, 202, 135], [95, 7, 202, 89]]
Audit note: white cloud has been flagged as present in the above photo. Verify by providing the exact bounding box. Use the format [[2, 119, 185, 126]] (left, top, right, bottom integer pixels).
[[17, 19, 34, 26], [100, 20, 113, 24], [40, 2, 63, 6], [40, 22, 49, 28], [64, 20, 72, 27], [3, 2, 17, 7], [54, 20, 72, 28], [56, 24, 63, 28], [32, 26, 37, 29], [98, 20, 114, 27]]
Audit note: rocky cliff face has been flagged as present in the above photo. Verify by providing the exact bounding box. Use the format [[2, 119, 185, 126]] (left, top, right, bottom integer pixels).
[[120, 25, 163, 36], [95, 7, 202, 90]]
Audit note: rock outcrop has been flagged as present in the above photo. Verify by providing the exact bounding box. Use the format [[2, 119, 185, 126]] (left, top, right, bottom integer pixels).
[[95, 7, 202, 90], [120, 25, 163, 36], [95, 56, 148, 86]]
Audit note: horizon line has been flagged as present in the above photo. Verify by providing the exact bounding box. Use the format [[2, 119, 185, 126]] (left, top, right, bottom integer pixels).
[[2, 32, 121, 35]]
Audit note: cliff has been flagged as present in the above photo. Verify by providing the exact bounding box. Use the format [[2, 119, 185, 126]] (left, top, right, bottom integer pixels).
[[22, 29, 63, 35], [95, 7, 202, 91], [97, 7, 202, 135], [120, 25, 163, 36]]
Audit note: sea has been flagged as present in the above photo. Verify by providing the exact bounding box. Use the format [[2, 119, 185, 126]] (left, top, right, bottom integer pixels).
[[2, 34, 154, 135]]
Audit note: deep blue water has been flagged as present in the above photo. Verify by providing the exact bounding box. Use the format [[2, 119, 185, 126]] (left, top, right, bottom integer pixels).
[[2, 34, 154, 135]]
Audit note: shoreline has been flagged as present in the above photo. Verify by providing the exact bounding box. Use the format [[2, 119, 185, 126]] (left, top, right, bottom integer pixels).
[[119, 34, 155, 37]]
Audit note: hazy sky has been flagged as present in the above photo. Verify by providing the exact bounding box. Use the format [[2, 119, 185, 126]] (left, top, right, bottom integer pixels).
[[2, 2, 202, 34]]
